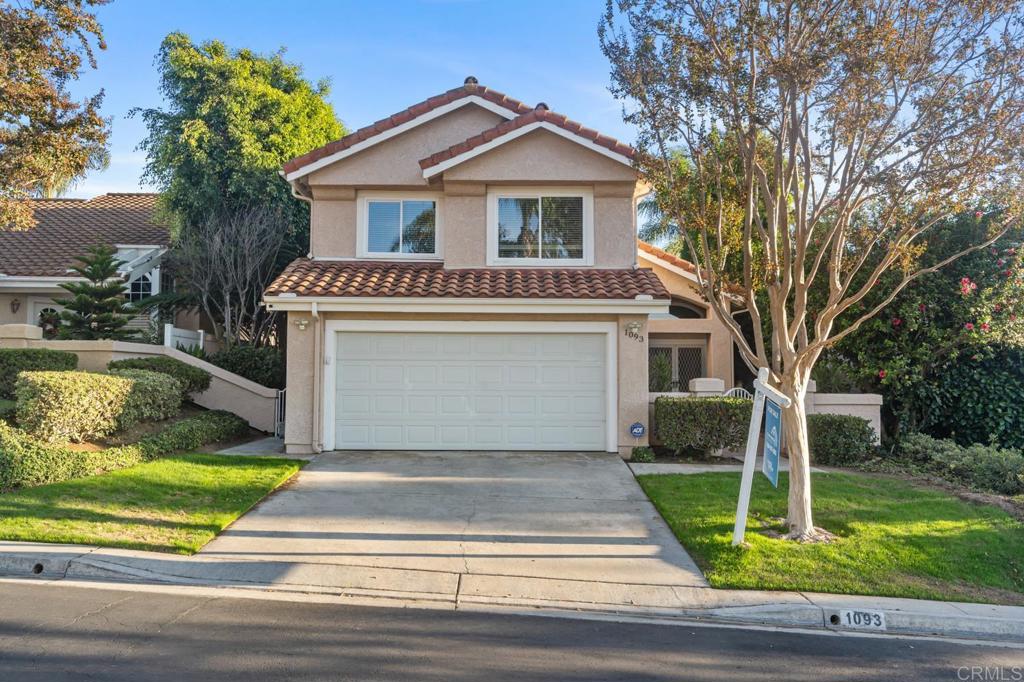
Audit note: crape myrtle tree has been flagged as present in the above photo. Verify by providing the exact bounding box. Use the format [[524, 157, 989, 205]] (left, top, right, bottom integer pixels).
[[0, 0, 110, 228], [600, 0, 1024, 540]]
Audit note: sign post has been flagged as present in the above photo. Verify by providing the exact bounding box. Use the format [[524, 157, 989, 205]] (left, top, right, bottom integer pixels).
[[732, 368, 792, 546]]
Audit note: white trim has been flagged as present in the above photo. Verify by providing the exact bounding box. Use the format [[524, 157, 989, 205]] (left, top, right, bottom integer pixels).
[[356, 191, 443, 261], [486, 186, 594, 267], [284, 96, 521, 181], [422, 121, 634, 178], [321, 319, 618, 453], [113, 244, 165, 250], [265, 296, 669, 316], [0, 276, 84, 290]]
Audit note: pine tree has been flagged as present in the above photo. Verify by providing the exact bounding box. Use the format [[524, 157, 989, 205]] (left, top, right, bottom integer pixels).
[[56, 245, 136, 340]]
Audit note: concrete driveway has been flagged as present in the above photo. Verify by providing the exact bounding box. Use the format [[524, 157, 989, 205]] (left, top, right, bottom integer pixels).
[[200, 451, 706, 588]]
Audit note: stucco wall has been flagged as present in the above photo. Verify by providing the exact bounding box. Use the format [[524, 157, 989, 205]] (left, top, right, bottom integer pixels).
[[282, 312, 649, 457], [641, 260, 736, 387], [0, 325, 277, 432], [0, 294, 27, 325], [306, 104, 505, 188]]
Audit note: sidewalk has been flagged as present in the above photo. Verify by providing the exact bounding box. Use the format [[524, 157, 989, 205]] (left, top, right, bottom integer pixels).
[[1, 539, 1021, 643]]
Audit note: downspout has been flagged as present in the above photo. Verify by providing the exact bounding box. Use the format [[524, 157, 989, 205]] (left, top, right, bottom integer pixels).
[[311, 301, 323, 453]]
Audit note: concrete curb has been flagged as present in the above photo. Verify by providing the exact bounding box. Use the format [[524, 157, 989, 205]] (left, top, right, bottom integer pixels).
[[1, 541, 1021, 643]]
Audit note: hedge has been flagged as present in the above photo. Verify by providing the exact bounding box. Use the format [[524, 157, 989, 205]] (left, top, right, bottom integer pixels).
[[654, 396, 752, 456], [0, 410, 249, 491], [0, 348, 76, 398], [15, 371, 134, 443], [107, 356, 211, 398], [897, 432, 1024, 496], [108, 368, 183, 428], [807, 414, 878, 466], [207, 344, 285, 389]]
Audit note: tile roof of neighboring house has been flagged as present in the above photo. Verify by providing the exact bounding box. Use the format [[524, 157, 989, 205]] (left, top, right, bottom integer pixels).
[[637, 240, 699, 276], [419, 105, 636, 172], [282, 80, 534, 176], [0, 193, 167, 278], [265, 259, 669, 300]]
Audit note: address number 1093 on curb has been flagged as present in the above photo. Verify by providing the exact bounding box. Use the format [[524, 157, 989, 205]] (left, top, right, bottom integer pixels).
[[837, 609, 887, 631]]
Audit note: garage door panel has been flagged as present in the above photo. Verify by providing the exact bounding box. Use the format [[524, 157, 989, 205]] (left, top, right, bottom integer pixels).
[[333, 331, 608, 451]]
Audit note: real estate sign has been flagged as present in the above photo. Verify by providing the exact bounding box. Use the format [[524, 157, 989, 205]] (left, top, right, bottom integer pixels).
[[761, 399, 781, 488]]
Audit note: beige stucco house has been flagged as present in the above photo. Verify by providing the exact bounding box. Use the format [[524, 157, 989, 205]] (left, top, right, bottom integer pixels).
[[267, 78, 747, 456]]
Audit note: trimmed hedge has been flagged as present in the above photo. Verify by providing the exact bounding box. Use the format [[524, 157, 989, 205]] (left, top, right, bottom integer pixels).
[[0, 410, 248, 491], [897, 432, 1024, 496], [107, 356, 211, 398], [655, 396, 753, 456], [109, 369, 183, 428], [0, 348, 76, 398], [15, 371, 134, 443], [807, 414, 878, 466], [207, 345, 285, 389]]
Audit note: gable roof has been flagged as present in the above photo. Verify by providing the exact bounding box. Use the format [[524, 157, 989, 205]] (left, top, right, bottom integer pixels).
[[419, 105, 635, 177], [265, 259, 669, 301], [637, 240, 700, 279], [282, 79, 533, 181], [0, 193, 167, 278]]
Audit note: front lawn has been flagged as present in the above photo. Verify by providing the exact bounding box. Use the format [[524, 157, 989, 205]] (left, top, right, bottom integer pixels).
[[638, 472, 1024, 604], [0, 454, 301, 553]]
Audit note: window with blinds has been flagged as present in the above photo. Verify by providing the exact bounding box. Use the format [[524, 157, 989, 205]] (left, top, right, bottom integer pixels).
[[493, 192, 587, 263]]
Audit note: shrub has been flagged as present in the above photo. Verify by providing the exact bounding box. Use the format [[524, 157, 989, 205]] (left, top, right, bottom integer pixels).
[[15, 371, 133, 443], [807, 414, 878, 466], [0, 410, 249, 491], [0, 348, 77, 398], [108, 369, 183, 428], [649, 352, 672, 392], [655, 396, 752, 456], [631, 446, 656, 463], [207, 344, 285, 389], [0, 399, 15, 423], [108, 356, 211, 398], [897, 432, 1024, 496]]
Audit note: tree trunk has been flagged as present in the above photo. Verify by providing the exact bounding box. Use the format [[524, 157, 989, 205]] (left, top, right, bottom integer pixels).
[[781, 371, 815, 539]]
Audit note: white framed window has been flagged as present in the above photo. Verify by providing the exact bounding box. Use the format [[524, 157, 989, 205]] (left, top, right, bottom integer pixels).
[[357, 192, 442, 260], [487, 187, 594, 266], [125, 273, 153, 302]]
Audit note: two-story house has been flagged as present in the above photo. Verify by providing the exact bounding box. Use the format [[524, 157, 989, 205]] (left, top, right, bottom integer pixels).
[[266, 78, 738, 456]]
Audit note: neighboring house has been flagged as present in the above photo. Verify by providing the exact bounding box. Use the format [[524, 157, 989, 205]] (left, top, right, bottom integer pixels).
[[268, 77, 751, 456], [0, 193, 170, 333]]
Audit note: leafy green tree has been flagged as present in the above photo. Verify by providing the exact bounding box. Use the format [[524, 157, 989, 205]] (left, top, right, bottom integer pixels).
[[134, 32, 344, 249], [1, 0, 110, 230], [56, 245, 136, 340]]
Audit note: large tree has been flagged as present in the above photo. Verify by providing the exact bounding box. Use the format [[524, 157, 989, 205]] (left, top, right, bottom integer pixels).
[[0, 0, 111, 229], [134, 32, 343, 246], [601, 0, 1024, 540]]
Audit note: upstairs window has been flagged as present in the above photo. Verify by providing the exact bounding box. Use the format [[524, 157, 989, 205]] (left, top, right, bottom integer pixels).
[[488, 188, 593, 265], [359, 194, 440, 259], [125, 273, 153, 302]]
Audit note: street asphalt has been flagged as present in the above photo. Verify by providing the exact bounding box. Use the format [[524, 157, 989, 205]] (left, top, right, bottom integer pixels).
[[0, 582, 1020, 681]]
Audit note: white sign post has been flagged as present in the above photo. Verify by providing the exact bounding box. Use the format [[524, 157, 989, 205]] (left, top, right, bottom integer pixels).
[[732, 367, 793, 546]]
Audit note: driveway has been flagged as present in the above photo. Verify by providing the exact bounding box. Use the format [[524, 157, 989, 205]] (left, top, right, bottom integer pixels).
[[200, 451, 706, 588]]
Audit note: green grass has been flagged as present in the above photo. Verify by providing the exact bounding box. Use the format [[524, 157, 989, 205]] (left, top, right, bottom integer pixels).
[[0, 454, 302, 553], [638, 472, 1024, 604]]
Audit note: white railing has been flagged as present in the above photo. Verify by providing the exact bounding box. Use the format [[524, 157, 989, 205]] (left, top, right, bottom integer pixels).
[[164, 323, 205, 354], [724, 386, 754, 400]]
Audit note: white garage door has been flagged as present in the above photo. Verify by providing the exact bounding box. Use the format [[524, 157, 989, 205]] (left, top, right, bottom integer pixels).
[[332, 331, 608, 451]]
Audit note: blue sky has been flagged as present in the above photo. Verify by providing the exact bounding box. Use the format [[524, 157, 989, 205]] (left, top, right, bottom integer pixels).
[[68, 0, 630, 198]]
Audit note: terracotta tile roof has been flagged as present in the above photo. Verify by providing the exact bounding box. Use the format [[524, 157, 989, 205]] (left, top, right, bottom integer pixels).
[[282, 80, 534, 175], [637, 240, 699, 276], [419, 105, 636, 172], [265, 259, 669, 300], [0, 193, 167, 278]]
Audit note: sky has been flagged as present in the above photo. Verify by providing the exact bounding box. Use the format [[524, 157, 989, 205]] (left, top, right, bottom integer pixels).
[[67, 0, 632, 198]]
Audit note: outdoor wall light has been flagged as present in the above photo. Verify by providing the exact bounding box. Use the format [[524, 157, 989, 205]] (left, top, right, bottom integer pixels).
[[625, 321, 642, 335], [9, 298, 20, 315], [293, 318, 310, 331]]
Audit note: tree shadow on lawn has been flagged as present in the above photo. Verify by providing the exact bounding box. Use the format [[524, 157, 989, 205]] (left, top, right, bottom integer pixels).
[[638, 471, 1024, 605], [0, 455, 302, 553]]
